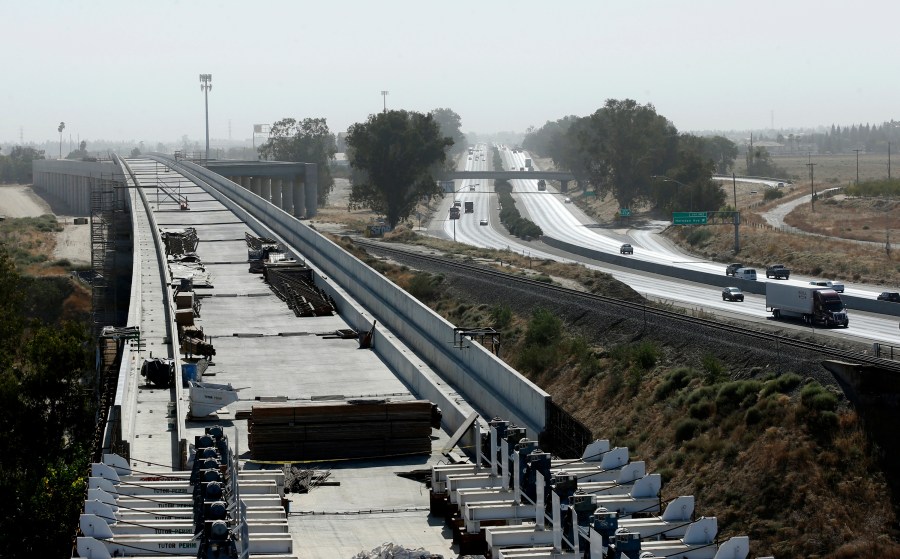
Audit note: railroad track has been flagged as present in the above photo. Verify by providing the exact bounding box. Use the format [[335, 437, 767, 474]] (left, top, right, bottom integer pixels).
[[355, 238, 900, 374]]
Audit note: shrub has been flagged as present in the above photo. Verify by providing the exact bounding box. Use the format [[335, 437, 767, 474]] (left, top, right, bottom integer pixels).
[[800, 381, 838, 412], [524, 308, 562, 346], [632, 341, 659, 370], [715, 380, 762, 412], [490, 305, 512, 329], [655, 367, 695, 400], [406, 274, 439, 303], [763, 189, 784, 201], [674, 418, 701, 442], [517, 344, 556, 374], [686, 228, 712, 246], [689, 399, 715, 420], [761, 373, 802, 396], [701, 353, 727, 382]]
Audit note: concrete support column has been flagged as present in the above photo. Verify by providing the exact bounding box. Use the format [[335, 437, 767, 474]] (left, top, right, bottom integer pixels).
[[270, 178, 283, 209], [292, 176, 306, 218], [560, 180, 569, 194], [260, 178, 271, 202], [304, 164, 318, 219], [281, 178, 294, 214], [240, 176, 252, 190], [251, 177, 262, 196]]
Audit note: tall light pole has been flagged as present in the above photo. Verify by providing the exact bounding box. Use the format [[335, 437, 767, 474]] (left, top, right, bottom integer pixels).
[[380, 90, 389, 113], [58, 122, 65, 159], [200, 74, 212, 160]]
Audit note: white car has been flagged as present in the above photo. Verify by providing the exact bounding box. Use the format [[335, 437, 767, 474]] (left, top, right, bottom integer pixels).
[[831, 281, 845, 293], [479, 219, 488, 226], [564, 197, 571, 203], [809, 280, 834, 289]]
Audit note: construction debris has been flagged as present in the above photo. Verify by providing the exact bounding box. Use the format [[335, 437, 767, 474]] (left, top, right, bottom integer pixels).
[[352, 543, 441, 559]]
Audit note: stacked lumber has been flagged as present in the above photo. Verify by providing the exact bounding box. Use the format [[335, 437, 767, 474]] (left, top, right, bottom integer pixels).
[[248, 400, 433, 461]]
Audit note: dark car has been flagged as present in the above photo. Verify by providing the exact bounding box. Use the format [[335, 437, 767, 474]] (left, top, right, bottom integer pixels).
[[722, 287, 744, 302], [725, 263, 744, 276], [620, 243, 633, 255], [877, 291, 900, 302]]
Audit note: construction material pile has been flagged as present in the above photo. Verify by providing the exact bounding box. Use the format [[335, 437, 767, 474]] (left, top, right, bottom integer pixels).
[[247, 400, 434, 461], [245, 232, 336, 316], [161, 227, 199, 256]]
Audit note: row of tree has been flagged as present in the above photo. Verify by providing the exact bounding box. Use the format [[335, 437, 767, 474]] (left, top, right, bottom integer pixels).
[[523, 100, 738, 213]]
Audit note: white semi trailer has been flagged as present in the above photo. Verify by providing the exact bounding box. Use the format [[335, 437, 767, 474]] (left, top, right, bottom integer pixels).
[[765, 283, 849, 327]]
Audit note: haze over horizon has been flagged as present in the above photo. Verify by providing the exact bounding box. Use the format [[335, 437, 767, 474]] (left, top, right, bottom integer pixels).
[[3, 0, 899, 145]]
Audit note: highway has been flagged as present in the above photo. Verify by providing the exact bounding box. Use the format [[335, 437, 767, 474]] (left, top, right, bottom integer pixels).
[[433, 144, 898, 348]]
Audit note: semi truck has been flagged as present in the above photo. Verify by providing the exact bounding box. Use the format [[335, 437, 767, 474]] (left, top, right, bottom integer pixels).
[[765, 283, 849, 327], [464, 201, 474, 213]]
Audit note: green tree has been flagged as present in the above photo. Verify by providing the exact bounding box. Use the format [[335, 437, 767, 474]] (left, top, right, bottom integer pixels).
[[0, 146, 45, 183], [573, 99, 677, 209], [257, 117, 337, 206], [430, 108, 466, 160], [0, 248, 94, 556], [701, 135, 738, 174], [345, 110, 452, 228]]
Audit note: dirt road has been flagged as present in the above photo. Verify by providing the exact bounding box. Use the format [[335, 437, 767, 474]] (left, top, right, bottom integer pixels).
[[0, 184, 91, 266]]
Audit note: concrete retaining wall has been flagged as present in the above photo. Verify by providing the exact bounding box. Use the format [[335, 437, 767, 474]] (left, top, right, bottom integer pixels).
[[32, 160, 124, 216], [152, 156, 548, 437]]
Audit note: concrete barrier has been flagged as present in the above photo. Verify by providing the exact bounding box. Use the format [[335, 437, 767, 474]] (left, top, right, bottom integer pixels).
[[541, 234, 900, 317]]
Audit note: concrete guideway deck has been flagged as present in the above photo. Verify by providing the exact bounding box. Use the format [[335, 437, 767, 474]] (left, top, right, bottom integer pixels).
[[120, 158, 457, 557]]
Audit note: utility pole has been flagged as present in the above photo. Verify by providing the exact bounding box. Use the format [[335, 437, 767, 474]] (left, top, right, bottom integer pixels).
[[806, 153, 817, 212], [200, 74, 213, 160], [380, 90, 389, 114], [854, 148, 861, 185], [889, 142, 892, 180]]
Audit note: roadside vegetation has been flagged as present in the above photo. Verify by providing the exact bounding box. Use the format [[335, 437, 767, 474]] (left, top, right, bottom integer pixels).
[[339, 235, 898, 557], [0, 247, 95, 556]]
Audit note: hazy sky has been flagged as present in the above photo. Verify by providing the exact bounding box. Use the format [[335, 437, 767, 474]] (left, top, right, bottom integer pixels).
[[3, 0, 898, 145]]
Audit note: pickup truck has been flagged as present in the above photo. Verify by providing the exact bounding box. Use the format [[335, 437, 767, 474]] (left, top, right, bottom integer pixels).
[[766, 264, 791, 280]]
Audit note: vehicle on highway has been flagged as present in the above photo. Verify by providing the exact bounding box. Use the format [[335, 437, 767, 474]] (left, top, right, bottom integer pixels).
[[479, 219, 488, 226], [564, 197, 571, 203], [722, 287, 744, 302], [766, 264, 790, 279], [809, 280, 834, 289], [877, 291, 900, 302], [464, 201, 474, 213], [777, 182, 785, 187], [766, 283, 849, 327], [469, 184, 475, 191], [734, 268, 757, 281], [454, 200, 461, 207], [831, 281, 845, 293], [725, 263, 744, 276], [620, 243, 633, 255]]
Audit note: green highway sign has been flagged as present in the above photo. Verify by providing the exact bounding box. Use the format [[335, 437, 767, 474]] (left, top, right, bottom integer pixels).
[[620, 208, 631, 217], [672, 211, 708, 225]]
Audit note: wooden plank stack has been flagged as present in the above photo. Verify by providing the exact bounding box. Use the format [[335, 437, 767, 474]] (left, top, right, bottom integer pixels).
[[248, 400, 434, 461]]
